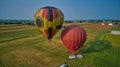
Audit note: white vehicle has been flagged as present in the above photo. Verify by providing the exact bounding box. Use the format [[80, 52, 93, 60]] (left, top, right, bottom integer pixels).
[[60, 64, 68, 67]]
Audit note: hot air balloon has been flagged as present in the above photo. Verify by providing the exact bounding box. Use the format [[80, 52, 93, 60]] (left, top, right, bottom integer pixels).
[[34, 6, 64, 40], [61, 25, 87, 54]]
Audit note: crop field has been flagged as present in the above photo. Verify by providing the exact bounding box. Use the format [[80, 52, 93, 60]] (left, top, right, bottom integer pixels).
[[0, 23, 120, 67]]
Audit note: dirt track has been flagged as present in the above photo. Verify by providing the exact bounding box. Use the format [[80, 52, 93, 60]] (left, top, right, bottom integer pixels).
[[63, 22, 115, 30]]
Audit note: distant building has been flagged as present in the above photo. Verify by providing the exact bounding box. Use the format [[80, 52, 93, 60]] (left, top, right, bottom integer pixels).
[[101, 22, 113, 26], [101, 23, 105, 25], [108, 23, 113, 26]]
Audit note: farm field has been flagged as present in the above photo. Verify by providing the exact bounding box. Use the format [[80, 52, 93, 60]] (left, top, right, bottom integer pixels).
[[0, 23, 120, 67]]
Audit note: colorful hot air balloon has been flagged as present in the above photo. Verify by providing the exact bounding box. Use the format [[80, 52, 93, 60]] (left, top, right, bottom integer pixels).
[[61, 25, 87, 54], [34, 6, 64, 40]]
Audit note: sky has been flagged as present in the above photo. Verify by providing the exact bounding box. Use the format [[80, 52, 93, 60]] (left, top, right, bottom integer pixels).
[[0, 0, 120, 20]]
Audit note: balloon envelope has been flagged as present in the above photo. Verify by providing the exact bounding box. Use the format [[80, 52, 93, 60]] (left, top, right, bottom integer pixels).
[[61, 25, 87, 53], [34, 6, 64, 39]]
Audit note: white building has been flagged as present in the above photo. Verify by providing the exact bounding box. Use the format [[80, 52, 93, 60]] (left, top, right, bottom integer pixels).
[[108, 23, 113, 26], [101, 23, 105, 25]]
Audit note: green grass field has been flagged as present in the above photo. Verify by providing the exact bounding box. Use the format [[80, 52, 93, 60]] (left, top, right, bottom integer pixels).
[[0, 24, 120, 67]]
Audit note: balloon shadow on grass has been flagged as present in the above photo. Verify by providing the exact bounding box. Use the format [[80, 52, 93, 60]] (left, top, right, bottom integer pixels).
[[79, 40, 112, 54]]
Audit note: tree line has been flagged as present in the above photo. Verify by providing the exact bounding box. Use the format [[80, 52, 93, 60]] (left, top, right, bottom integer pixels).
[[0, 20, 120, 25], [0, 20, 34, 26]]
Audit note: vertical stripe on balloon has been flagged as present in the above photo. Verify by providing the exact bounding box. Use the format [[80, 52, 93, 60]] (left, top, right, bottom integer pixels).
[[48, 8, 53, 21], [42, 9, 48, 19], [47, 27, 53, 39], [51, 29, 56, 37], [53, 9, 59, 19]]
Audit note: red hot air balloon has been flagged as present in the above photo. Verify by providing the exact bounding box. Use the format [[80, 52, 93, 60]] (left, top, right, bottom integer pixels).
[[61, 25, 87, 54]]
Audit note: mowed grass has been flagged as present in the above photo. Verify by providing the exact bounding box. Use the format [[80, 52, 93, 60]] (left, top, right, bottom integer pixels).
[[0, 24, 120, 67], [0, 30, 39, 43]]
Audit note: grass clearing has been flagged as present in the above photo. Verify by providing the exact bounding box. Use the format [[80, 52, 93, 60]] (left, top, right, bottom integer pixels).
[[111, 26, 120, 31], [0, 24, 120, 67], [0, 24, 36, 33]]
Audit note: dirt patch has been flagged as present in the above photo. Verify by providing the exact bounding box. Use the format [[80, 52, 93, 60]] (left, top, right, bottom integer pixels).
[[11, 49, 52, 67], [11, 49, 42, 65], [63, 22, 90, 27], [42, 57, 52, 64], [11, 49, 43, 59], [82, 23, 114, 30], [63, 23, 115, 30]]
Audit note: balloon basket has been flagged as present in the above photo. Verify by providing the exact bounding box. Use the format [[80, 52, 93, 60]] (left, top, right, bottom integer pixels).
[[76, 54, 83, 58], [69, 54, 83, 59], [69, 54, 76, 59]]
